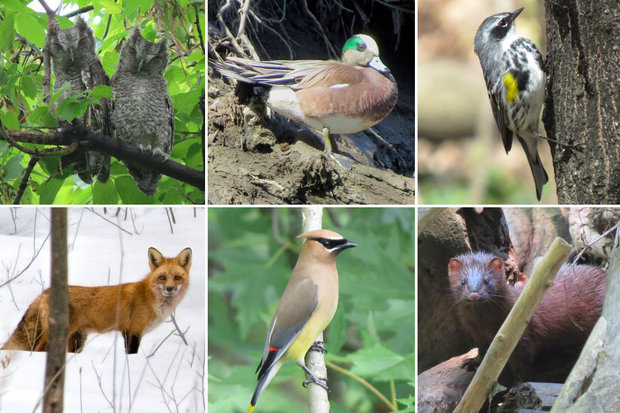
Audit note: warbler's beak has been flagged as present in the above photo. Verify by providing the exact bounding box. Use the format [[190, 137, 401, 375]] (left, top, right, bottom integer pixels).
[[511, 7, 524, 22]]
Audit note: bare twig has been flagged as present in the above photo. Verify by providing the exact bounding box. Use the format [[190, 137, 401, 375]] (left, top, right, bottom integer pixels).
[[165, 208, 175, 234], [327, 361, 397, 411], [236, 0, 252, 39], [193, 3, 205, 54], [85, 208, 133, 235], [37, 0, 54, 15], [0, 231, 51, 289], [170, 313, 189, 346], [147, 329, 177, 358], [62, 6, 94, 18], [300, 0, 338, 58], [13, 156, 39, 205]]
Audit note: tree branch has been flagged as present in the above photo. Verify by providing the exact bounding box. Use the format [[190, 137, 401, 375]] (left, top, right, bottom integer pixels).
[[3, 128, 205, 191], [301, 207, 330, 413], [13, 156, 39, 205], [62, 6, 94, 18]]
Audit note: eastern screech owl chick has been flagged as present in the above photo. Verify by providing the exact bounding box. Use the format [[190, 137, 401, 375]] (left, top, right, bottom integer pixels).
[[46, 16, 111, 184], [111, 28, 174, 196]]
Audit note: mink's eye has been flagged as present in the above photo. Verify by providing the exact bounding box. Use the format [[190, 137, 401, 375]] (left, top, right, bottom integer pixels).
[[174, 275, 182, 281], [461, 278, 466, 286], [483, 278, 490, 285], [159, 275, 166, 281]]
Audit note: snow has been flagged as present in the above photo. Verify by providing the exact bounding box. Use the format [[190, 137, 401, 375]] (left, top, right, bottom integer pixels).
[[0, 207, 205, 413]]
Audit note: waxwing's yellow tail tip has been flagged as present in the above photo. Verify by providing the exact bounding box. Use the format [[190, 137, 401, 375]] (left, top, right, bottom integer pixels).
[[249, 404, 255, 413]]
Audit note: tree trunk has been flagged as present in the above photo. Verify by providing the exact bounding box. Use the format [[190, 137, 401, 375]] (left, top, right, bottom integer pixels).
[[551, 227, 620, 411], [543, 0, 620, 204], [43, 208, 69, 413]]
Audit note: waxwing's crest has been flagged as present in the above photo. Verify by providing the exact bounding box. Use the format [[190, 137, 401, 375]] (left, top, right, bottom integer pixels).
[[297, 229, 344, 240]]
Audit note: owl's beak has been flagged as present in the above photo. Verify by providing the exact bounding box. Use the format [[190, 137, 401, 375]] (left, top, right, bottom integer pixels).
[[137, 58, 144, 73], [70, 48, 75, 62]]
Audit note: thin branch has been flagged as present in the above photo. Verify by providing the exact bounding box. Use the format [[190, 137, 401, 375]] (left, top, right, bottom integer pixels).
[[37, 0, 54, 15], [170, 313, 189, 346], [62, 6, 94, 18], [326, 361, 398, 411], [0, 231, 51, 289], [13, 156, 39, 205], [193, 3, 205, 54]]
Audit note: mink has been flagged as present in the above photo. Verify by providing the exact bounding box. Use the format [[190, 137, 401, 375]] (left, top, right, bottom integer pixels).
[[448, 251, 606, 382]]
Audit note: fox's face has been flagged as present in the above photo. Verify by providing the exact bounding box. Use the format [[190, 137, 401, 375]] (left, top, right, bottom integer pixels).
[[147, 247, 192, 299], [153, 271, 187, 297]]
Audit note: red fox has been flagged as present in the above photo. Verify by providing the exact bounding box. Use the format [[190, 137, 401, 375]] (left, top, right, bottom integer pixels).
[[1, 247, 191, 354]]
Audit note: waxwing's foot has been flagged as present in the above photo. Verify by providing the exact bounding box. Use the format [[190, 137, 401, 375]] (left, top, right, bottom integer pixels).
[[300, 364, 329, 392], [309, 340, 328, 354]]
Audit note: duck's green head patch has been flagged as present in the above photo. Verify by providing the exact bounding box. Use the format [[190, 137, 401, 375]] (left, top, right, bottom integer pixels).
[[342, 36, 367, 55]]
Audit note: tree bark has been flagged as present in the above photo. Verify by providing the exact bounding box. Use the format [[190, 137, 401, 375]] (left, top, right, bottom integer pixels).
[[551, 227, 620, 411], [543, 0, 620, 204], [43, 208, 69, 413]]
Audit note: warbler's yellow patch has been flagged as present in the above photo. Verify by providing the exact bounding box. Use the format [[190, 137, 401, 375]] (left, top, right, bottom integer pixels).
[[503, 73, 519, 103], [249, 405, 255, 413]]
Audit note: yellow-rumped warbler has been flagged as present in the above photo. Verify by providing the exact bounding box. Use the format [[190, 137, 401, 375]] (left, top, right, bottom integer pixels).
[[474, 7, 548, 201]]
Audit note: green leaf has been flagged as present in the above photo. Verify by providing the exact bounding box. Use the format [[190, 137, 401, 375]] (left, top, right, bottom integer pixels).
[[2, 154, 24, 180], [93, 179, 119, 204], [39, 177, 65, 204], [90, 85, 113, 100], [15, 14, 45, 48], [38, 157, 60, 175], [21, 75, 38, 98], [27, 106, 59, 128], [102, 51, 119, 78], [114, 176, 154, 204], [348, 345, 413, 382], [99, 0, 123, 14], [0, 111, 20, 129], [327, 305, 346, 355], [172, 89, 201, 115], [56, 99, 87, 121], [124, 0, 154, 19], [0, 14, 16, 52], [2, 0, 32, 13], [396, 394, 416, 412]]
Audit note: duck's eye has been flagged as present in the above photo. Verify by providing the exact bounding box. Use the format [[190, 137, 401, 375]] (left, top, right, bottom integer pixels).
[[499, 18, 507, 27], [357, 42, 366, 52]]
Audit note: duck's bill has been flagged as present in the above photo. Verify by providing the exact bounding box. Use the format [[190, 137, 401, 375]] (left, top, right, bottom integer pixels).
[[369, 56, 390, 74]]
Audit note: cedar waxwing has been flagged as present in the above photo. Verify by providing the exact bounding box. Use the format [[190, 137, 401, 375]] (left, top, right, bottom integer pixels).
[[249, 229, 357, 412]]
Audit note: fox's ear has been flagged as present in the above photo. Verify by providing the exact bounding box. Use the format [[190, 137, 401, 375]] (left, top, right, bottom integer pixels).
[[176, 248, 192, 271], [148, 247, 165, 270]]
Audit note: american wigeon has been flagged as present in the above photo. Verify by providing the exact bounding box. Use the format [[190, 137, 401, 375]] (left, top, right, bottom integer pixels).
[[213, 34, 398, 154]]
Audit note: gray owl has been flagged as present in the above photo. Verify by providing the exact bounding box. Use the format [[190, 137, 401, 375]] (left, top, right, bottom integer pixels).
[[46, 16, 111, 184], [111, 28, 174, 196]]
